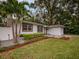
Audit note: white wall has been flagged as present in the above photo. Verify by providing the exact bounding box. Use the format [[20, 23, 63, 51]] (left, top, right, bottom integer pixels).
[[0, 27, 13, 40], [0, 24, 22, 40], [0, 24, 44, 40], [47, 27, 64, 36], [0, 24, 37, 40], [43, 27, 46, 34]]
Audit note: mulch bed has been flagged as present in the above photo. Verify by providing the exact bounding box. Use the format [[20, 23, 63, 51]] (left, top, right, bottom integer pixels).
[[0, 36, 49, 53]]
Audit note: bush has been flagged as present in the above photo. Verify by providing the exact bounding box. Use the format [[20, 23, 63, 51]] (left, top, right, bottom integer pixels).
[[0, 48, 5, 52], [20, 33, 44, 40]]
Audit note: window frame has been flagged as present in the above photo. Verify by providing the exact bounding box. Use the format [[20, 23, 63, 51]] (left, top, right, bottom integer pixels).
[[22, 23, 33, 32]]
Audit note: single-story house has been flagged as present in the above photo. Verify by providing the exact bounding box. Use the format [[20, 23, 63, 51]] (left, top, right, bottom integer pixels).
[[0, 21, 64, 40]]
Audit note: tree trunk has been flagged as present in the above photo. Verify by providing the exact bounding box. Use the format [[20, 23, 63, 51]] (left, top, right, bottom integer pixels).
[[15, 21, 18, 43], [12, 21, 16, 43], [19, 21, 22, 35]]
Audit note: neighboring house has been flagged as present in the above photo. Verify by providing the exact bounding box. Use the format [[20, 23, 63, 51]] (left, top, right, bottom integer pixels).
[[0, 21, 64, 40]]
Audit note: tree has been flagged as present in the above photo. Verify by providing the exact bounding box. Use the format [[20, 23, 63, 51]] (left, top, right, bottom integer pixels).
[[34, 0, 62, 25], [0, 0, 29, 43], [59, 0, 79, 34], [34, 0, 79, 34]]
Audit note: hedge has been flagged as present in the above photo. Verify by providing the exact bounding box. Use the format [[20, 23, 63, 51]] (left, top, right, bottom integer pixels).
[[20, 33, 44, 40]]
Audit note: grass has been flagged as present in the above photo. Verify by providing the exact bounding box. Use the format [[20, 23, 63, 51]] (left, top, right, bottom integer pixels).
[[0, 36, 79, 59]]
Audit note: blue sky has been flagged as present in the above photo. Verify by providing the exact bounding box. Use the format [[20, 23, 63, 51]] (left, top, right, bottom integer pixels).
[[18, 0, 35, 15], [18, 0, 34, 3]]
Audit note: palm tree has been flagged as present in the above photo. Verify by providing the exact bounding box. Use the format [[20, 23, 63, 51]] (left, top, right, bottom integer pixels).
[[0, 0, 29, 43]]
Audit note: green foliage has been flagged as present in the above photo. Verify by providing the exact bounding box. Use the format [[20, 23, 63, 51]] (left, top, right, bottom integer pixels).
[[1, 36, 79, 59], [0, 0, 29, 17], [0, 19, 2, 23], [34, 0, 79, 34], [20, 33, 44, 40], [65, 25, 79, 35], [0, 48, 5, 52]]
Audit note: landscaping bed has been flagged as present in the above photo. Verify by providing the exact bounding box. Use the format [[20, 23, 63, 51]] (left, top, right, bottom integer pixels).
[[0, 36, 79, 59], [0, 36, 48, 53], [0, 33, 71, 53]]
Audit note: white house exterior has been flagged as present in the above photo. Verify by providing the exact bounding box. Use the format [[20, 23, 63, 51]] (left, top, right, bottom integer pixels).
[[46, 25, 64, 38], [20, 21, 45, 34], [46, 25, 64, 35], [0, 27, 13, 40], [0, 21, 64, 40]]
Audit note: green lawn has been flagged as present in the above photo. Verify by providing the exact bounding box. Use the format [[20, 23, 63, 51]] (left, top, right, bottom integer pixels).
[[0, 36, 79, 59]]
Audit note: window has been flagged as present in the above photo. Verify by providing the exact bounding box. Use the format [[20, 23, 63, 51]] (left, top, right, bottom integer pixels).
[[22, 23, 33, 32], [38, 25, 43, 32]]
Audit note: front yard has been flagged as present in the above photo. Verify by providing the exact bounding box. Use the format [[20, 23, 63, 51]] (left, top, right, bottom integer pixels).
[[0, 36, 79, 59]]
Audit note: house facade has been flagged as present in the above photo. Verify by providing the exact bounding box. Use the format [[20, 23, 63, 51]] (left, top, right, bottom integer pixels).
[[0, 21, 64, 40], [21, 21, 45, 34]]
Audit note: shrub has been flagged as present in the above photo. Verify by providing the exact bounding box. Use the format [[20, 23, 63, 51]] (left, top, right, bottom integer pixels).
[[20, 34, 23, 37], [20, 33, 44, 40], [0, 48, 5, 52]]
